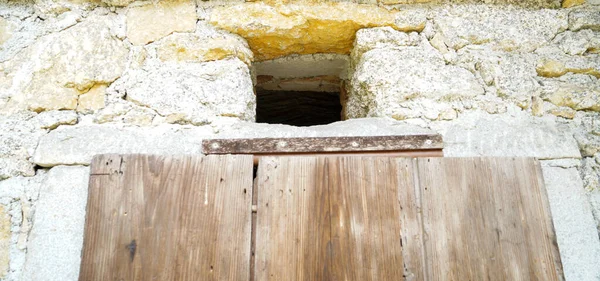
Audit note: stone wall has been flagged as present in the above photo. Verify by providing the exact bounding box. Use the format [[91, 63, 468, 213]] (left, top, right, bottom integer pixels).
[[0, 0, 599, 280]]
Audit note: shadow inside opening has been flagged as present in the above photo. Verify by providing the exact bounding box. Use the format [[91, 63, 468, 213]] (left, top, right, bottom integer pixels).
[[256, 90, 342, 127]]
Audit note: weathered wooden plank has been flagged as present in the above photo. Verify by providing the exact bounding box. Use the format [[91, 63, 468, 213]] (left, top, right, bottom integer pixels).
[[396, 158, 426, 281], [254, 157, 331, 280], [255, 156, 407, 281], [328, 157, 405, 281], [203, 135, 443, 154], [416, 157, 564, 281], [79, 154, 254, 281], [90, 154, 123, 175]]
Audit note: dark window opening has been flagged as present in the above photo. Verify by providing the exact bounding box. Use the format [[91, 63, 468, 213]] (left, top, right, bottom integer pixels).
[[256, 90, 342, 127]]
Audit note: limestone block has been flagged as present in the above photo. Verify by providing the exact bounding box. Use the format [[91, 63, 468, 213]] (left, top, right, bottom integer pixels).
[[30, 110, 78, 129], [0, 16, 128, 113], [0, 17, 15, 46], [156, 32, 253, 65], [582, 155, 600, 191], [433, 5, 567, 52], [347, 46, 484, 118], [541, 74, 600, 112], [0, 172, 46, 281], [126, 0, 197, 45], [34, 0, 99, 17], [0, 112, 46, 180], [540, 164, 600, 281], [22, 166, 89, 281], [434, 110, 582, 159], [536, 57, 600, 79], [457, 48, 541, 103], [351, 27, 422, 59], [124, 59, 255, 125], [254, 53, 349, 79], [92, 100, 156, 125], [562, 0, 585, 7], [212, 117, 435, 138], [32, 124, 213, 167], [569, 9, 600, 31], [554, 30, 600, 55], [76, 84, 106, 113], [572, 112, 600, 157], [209, 2, 421, 60], [0, 206, 9, 278]]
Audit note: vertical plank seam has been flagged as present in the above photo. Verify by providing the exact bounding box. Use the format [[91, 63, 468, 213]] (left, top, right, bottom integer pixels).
[[250, 158, 259, 281], [412, 158, 429, 280]]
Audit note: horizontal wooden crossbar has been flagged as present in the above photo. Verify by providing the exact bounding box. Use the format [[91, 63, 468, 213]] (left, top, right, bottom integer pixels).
[[202, 135, 444, 155]]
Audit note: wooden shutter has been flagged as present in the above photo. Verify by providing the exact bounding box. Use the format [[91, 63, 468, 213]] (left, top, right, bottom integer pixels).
[[254, 157, 563, 281], [79, 155, 563, 281], [79, 154, 254, 281]]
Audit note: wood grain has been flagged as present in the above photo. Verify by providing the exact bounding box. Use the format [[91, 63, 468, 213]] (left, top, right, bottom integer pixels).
[[254, 156, 407, 281], [328, 157, 405, 281], [79, 154, 254, 281], [415, 157, 564, 281], [203, 135, 443, 154], [81, 155, 563, 281]]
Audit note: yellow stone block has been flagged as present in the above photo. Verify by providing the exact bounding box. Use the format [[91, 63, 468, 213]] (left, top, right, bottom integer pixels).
[[77, 84, 107, 113], [562, 0, 585, 8], [536, 60, 567, 78], [209, 2, 417, 60]]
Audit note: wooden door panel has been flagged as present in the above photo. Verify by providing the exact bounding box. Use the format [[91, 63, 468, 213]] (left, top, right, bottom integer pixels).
[[80, 155, 563, 281], [79, 154, 254, 281], [255, 157, 408, 281], [416, 158, 563, 281], [254, 157, 563, 281]]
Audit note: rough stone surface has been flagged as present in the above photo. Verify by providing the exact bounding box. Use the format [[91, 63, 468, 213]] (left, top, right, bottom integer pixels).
[[541, 74, 600, 112], [101, 0, 134, 6], [0, 205, 9, 278], [571, 112, 600, 157], [30, 110, 78, 130], [76, 84, 106, 113], [0, 112, 45, 180], [0, 16, 14, 45], [209, 2, 420, 60], [33, 0, 99, 17], [0, 16, 128, 113], [457, 48, 540, 103], [563, 0, 586, 8], [553, 30, 600, 55], [347, 45, 484, 118], [351, 27, 422, 58], [432, 5, 567, 52], [541, 164, 600, 281], [0, 171, 45, 281], [123, 59, 255, 125], [212, 117, 434, 138], [433, 110, 582, 159], [582, 155, 600, 191], [589, 188, 600, 239], [569, 9, 600, 32], [126, 0, 197, 45], [22, 166, 89, 281], [33, 124, 213, 167], [0, 172, 45, 281], [155, 32, 253, 65]]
